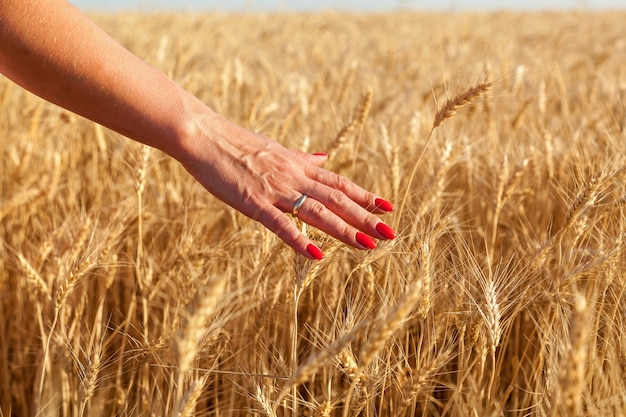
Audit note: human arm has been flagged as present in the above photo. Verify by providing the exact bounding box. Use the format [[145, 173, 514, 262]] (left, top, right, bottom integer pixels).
[[0, 0, 396, 259]]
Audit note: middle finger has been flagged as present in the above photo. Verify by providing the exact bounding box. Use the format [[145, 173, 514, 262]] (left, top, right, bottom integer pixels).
[[294, 195, 378, 250]]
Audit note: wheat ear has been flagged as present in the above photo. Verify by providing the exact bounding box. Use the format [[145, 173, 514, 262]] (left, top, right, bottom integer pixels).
[[431, 82, 492, 134], [328, 119, 357, 156], [16, 251, 50, 299], [397, 81, 491, 227], [174, 374, 209, 417], [418, 241, 433, 318], [338, 60, 358, 107], [313, 401, 333, 417], [253, 384, 278, 417], [358, 261, 425, 371]]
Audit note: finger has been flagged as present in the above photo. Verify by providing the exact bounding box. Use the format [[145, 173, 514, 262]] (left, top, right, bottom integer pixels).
[[292, 150, 329, 167], [257, 205, 324, 260], [306, 167, 393, 214], [294, 197, 380, 250], [301, 181, 396, 241], [308, 152, 329, 167]]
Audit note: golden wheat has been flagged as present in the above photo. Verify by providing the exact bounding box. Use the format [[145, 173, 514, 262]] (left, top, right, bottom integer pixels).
[[431, 81, 492, 133], [2, 10, 626, 417]]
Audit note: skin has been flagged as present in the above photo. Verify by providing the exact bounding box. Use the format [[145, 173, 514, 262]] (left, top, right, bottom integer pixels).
[[0, 0, 395, 259]]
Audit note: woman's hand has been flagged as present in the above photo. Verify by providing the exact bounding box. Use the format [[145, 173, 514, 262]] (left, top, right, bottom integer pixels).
[[180, 111, 396, 260], [0, 0, 395, 260]]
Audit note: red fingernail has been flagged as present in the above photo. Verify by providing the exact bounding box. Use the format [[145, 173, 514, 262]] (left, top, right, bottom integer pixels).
[[375, 198, 394, 212], [356, 232, 377, 250], [313, 152, 328, 157], [376, 222, 397, 240], [306, 243, 324, 260]]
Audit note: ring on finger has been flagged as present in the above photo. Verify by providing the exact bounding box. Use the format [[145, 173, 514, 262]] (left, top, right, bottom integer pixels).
[[291, 194, 308, 217]]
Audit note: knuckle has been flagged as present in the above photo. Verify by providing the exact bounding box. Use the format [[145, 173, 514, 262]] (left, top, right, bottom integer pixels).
[[327, 189, 348, 208], [334, 174, 352, 191], [307, 200, 328, 220], [270, 214, 295, 235], [337, 223, 353, 240], [261, 213, 298, 244], [240, 189, 264, 220], [241, 186, 261, 205]]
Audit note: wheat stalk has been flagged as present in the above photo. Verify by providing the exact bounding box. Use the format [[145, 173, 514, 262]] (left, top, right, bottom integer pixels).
[[553, 292, 590, 417], [338, 60, 358, 107], [342, 247, 427, 417], [397, 80, 491, 227], [274, 320, 368, 413], [400, 347, 453, 411], [174, 278, 225, 395]]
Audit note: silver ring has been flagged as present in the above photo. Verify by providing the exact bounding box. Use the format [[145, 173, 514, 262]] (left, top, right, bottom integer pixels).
[[291, 194, 308, 217]]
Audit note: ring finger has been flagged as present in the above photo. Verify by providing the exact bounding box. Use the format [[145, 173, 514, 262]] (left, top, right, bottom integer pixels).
[[292, 195, 379, 250]]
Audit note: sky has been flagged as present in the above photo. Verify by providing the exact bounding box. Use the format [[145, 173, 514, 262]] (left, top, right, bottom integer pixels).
[[70, 0, 626, 12]]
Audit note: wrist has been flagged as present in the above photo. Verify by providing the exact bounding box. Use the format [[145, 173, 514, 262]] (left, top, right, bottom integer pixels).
[[158, 90, 217, 165]]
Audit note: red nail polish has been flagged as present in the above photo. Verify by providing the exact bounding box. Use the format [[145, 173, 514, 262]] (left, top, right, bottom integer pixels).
[[306, 243, 324, 260], [356, 232, 377, 250], [313, 152, 328, 157], [375, 198, 394, 212], [376, 222, 397, 240]]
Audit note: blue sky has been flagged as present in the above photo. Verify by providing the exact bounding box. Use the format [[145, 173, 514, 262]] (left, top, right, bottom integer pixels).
[[71, 0, 626, 12]]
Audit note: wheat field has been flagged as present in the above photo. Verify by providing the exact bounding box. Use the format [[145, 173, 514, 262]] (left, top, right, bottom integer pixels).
[[1, 10, 626, 416]]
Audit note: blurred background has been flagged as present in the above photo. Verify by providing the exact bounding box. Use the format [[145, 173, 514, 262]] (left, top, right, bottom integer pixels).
[[70, 0, 626, 12]]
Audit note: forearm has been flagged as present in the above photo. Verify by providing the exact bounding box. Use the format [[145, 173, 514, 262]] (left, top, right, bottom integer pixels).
[[0, 0, 201, 160]]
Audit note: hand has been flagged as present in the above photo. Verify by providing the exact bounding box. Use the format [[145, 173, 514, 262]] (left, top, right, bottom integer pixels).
[[180, 110, 397, 260], [0, 0, 395, 261]]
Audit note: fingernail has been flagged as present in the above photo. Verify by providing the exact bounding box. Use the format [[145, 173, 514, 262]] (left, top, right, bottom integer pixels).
[[376, 222, 397, 240], [375, 198, 394, 212], [306, 243, 324, 260], [313, 152, 328, 157], [356, 232, 377, 250]]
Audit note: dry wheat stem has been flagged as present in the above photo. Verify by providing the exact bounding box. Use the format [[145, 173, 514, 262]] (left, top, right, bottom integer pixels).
[[3, 11, 626, 417], [342, 264, 425, 417], [175, 277, 225, 396], [397, 81, 491, 227], [351, 88, 373, 171], [552, 292, 590, 417], [400, 346, 453, 411], [274, 320, 369, 413]]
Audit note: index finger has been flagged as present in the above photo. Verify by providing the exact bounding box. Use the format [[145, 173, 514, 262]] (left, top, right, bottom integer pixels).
[[306, 166, 394, 214]]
